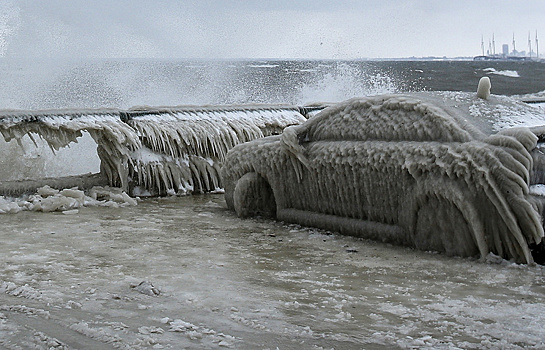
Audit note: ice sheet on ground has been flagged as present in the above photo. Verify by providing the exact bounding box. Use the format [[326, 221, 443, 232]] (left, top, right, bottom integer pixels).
[[418, 91, 545, 132], [0, 195, 544, 349]]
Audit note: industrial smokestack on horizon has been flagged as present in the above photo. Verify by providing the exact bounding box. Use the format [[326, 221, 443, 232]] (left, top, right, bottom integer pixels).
[[480, 31, 540, 59]]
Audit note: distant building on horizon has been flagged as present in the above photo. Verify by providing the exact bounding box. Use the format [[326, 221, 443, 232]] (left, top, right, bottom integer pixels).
[[475, 32, 540, 61]]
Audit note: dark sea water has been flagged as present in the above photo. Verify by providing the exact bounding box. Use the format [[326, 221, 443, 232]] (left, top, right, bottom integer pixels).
[[1, 59, 544, 110]]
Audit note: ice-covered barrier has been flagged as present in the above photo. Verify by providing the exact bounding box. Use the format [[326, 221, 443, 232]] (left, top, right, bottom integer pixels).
[[0, 109, 140, 192], [223, 92, 545, 264], [0, 105, 309, 196], [124, 105, 307, 195]]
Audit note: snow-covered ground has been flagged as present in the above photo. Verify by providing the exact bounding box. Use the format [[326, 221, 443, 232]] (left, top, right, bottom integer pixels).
[[1, 194, 544, 349]]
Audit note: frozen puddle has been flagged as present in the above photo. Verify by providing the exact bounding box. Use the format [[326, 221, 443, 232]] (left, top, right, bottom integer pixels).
[[0, 194, 544, 349]]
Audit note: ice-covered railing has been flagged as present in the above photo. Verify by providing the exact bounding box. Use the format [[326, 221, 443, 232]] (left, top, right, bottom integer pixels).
[[124, 105, 307, 195], [0, 109, 140, 193], [0, 105, 311, 196]]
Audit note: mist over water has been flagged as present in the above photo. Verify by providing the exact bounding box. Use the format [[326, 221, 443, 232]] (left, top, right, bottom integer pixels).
[[0, 59, 404, 110], [1, 0, 545, 111]]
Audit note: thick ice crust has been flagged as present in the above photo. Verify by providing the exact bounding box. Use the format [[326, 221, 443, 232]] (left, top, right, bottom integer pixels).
[[223, 93, 545, 263], [0, 173, 108, 197]]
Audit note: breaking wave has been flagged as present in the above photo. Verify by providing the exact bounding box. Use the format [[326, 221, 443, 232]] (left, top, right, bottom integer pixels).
[[0, 59, 400, 110], [294, 61, 399, 104], [484, 67, 520, 78]]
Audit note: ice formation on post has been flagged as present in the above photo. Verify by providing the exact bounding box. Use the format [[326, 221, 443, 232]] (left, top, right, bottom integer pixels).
[[223, 92, 545, 264], [0, 105, 307, 197], [477, 76, 491, 100]]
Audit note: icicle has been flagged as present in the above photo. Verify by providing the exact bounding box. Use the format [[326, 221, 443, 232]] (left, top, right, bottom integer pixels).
[[125, 106, 305, 195]]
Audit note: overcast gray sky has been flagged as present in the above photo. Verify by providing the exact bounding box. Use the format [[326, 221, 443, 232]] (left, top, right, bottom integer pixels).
[[1, 0, 544, 59]]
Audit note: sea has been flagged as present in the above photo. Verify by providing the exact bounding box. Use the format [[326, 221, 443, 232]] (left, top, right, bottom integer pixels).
[[1, 58, 544, 111], [1, 58, 545, 349]]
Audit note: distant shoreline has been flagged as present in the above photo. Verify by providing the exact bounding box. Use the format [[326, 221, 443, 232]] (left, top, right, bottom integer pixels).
[[0, 55, 541, 62]]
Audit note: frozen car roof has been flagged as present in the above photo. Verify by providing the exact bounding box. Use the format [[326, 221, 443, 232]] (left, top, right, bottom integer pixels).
[[293, 92, 545, 150]]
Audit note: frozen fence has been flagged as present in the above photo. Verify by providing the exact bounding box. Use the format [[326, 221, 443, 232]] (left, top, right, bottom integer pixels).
[[0, 105, 315, 196]]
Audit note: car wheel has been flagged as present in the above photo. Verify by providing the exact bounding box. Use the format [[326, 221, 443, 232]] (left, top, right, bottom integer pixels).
[[413, 194, 483, 258], [233, 172, 276, 218]]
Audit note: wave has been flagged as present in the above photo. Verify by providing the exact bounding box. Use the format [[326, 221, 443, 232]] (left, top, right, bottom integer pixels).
[[483, 67, 520, 78], [0, 59, 400, 110]]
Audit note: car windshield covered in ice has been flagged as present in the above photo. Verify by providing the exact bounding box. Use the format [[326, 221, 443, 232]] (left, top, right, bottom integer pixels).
[[222, 91, 545, 264]]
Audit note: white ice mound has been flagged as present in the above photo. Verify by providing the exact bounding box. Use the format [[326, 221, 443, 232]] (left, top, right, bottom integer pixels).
[[0, 185, 137, 214], [477, 76, 491, 100], [223, 92, 545, 264]]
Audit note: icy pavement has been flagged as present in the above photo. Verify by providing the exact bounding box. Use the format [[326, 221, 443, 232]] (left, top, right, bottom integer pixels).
[[0, 194, 544, 349]]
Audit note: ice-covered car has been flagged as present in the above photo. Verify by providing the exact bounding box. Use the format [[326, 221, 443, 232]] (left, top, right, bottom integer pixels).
[[222, 91, 545, 264]]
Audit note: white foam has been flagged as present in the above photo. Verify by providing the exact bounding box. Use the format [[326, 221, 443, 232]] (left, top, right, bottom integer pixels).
[[248, 64, 279, 68], [484, 68, 520, 78]]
